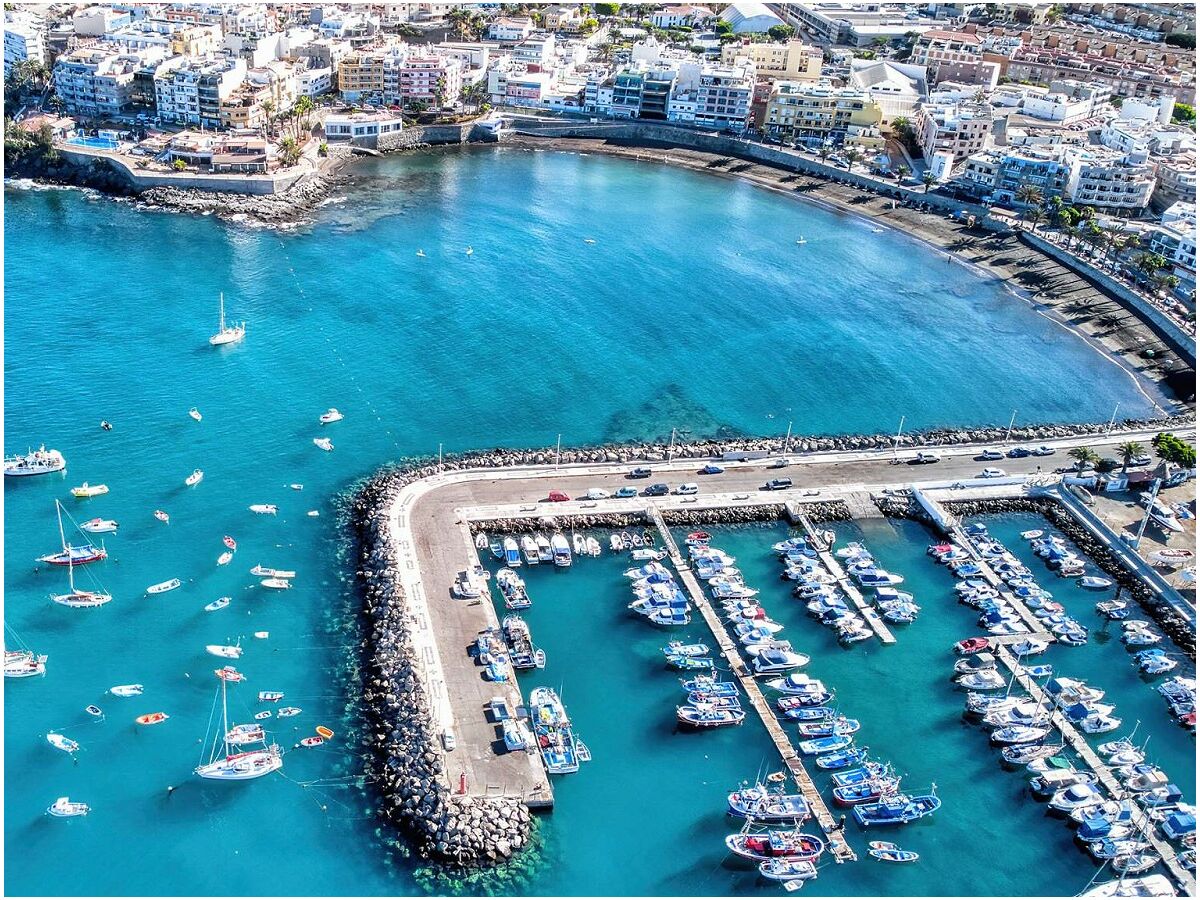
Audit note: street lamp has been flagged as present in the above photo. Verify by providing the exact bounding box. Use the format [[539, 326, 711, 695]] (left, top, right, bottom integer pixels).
[[555, 433, 562, 470], [891, 415, 906, 461], [1004, 409, 1017, 444], [1106, 402, 1120, 436], [784, 420, 793, 454]]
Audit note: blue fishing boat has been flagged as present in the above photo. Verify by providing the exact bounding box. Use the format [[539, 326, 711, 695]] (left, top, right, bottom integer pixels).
[[782, 706, 834, 721], [854, 790, 941, 826], [531, 687, 583, 775], [661, 641, 710, 658], [799, 734, 852, 755], [833, 776, 899, 806], [727, 784, 811, 824], [682, 677, 737, 697], [677, 705, 745, 728], [798, 717, 861, 738], [815, 746, 869, 770], [489, 540, 505, 560], [868, 841, 920, 863], [503, 537, 521, 567], [666, 654, 713, 671], [831, 762, 887, 788]]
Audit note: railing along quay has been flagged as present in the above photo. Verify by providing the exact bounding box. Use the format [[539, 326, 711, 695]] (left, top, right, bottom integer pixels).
[[648, 506, 857, 864], [994, 645, 1195, 894]]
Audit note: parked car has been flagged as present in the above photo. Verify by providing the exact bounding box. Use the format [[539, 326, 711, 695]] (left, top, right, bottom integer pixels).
[[584, 488, 610, 500], [764, 478, 793, 491], [546, 490, 570, 502], [909, 453, 941, 465], [1007, 446, 1033, 458], [771, 458, 790, 468], [1031, 446, 1057, 456], [629, 467, 653, 479], [979, 468, 1007, 478], [676, 483, 699, 495], [978, 449, 1004, 461], [644, 483, 670, 497], [1130, 455, 1153, 467], [614, 487, 639, 498], [441, 729, 456, 751], [699, 463, 725, 475]]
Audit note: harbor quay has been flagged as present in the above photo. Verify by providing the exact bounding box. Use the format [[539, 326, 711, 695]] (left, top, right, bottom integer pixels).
[[355, 422, 1195, 879]]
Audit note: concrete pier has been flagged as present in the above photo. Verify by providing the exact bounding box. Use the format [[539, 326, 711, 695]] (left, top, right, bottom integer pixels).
[[994, 645, 1195, 895], [797, 516, 896, 646], [648, 506, 857, 864]]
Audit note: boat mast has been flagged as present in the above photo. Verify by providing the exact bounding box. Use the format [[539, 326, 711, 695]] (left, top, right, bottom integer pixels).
[[220, 675, 231, 760], [217, 292, 226, 332]]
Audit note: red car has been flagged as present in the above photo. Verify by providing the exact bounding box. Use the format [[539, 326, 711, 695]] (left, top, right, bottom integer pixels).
[[546, 491, 570, 502]]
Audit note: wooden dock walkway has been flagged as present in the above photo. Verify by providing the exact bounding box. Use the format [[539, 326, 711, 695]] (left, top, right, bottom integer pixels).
[[950, 524, 1052, 639], [995, 645, 1195, 894], [797, 516, 895, 645], [649, 506, 857, 864]]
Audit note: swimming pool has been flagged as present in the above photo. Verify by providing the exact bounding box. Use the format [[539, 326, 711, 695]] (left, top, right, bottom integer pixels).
[[67, 136, 119, 150]]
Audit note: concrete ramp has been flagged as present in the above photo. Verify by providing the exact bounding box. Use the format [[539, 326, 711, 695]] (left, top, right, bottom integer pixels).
[[844, 491, 884, 520], [912, 486, 958, 533]]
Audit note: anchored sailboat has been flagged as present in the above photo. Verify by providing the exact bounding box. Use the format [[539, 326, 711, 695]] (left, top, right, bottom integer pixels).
[[38, 500, 107, 567], [50, 502, 112, 608], [208, 293, 245, 347], [195, 668, 283, 781], [4, 624, 47, 678]]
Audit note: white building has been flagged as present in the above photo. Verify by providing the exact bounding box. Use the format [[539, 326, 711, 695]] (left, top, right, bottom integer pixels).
[[154, 55, 247, 129], [4, 10, 45, 76], [719, 2, 783, 34], [487, 17, 534, 43], [324, 110, 402, 142], [848, 59, 926, 124], [693, 61, 755, 132], [1147, 201, 1196, 291], [296, 65, 333, 98], [54, 44, 165, 118], [72, 6, 131, 37], [916, 101, 993, 161]]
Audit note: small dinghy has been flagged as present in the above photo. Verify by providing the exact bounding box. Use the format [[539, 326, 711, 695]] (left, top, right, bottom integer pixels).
[[254, 711, 272, 720], [758, 858, 818, 883], [70, 483, 109, 499], [258, 691, 284, 702], [185, 469, 203, 487], [319, 408, 344, 425], [249, 504, 277, 515], [313, 437, 333, 452], [260, 578, 292, 590], [315, 726, 334, 740], [109, 684, 143, 697], [306, 510, 319, 517], [300, 736, 324, 747], [188, 407, 202, 422], [205, 597, 231, 612], [217, 552, 233, 566], [1078, 576, 1114, 590], [146, 579, 181, 594], [223, 535, 237, 551], [205, 644, 242, 659], [47, 797, 89, 817], [868, 841, 919, 863], [135, 712, 169, 726], [46, 733, 79, 754], [153, 510, 170, 523], [253, 631, 270, 639], [1020, 530, 1044, 540], [277, 706, 301, 718], [85, 705, 104, 718], [81, 518, 119, 534], [289, 483, 303, 491]]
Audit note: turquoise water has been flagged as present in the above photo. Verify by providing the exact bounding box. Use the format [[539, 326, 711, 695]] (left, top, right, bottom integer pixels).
[[1, 148, 1175, 896]]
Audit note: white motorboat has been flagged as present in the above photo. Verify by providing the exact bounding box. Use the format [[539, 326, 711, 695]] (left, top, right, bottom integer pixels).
[[205, 597, 231, 612], [586, 537, 601, 557], [1049, 782, 1104, 814], [1080, 874, 1175, 897], [306, 510, 319, 517], [217, 551, 233, 566], [146, 579, 181, 594], [109, 684, 143, 697], [70, 482, 108, 498], [249, 504, 277, 515], [475, 532, 489, 551], [188, 407, 202, 422], [572, 533, 586, 556], [195, 669, 282, 781], [46, 732, 78, 754], [1078, 576, 1114, 590], [185, 468, 204, 487], [4, 445, 66, 477], [250, 566, 296, 579], [752, 648, 810, 674], [206, 644, 243, 659], [80, 518, 118, 534], [536, 534, 553, 563], [313, 437, 333, 452], [957, 670, 1007, 690], [208, 292, 246, 347], [154, 509, 170, 523], [260, 578, 292, 590], [319, 408, 344, 424], [5, 649, 48, 678], [47, 797, 90, 817], [551, 533, 572, 568], [1019, 530, 1044, 541], [520, 535, 539, 565], [253, 631, 269, 639]]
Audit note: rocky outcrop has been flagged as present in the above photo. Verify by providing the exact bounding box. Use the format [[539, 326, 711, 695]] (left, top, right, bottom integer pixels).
[[943, 496, 1195, 659], [135, 166, 349, 225]]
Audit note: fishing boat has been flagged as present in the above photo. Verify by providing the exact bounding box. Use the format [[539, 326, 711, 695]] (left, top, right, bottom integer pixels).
[[185, 469, 204, 487], [724, 829, 825, 862], [854, 790, 941, 826], [154, 509, 170, 523], [757, 858, 818, 883], [46, 732, 79, 754], [496, 568, 531, 610], [815, 746, 869, 770], [146, 578, 181, 594], [682, 677, 737, 697], [520, 535, 539, 565], [868, 841, 919, 863], [530, 687, 581, 775], [81, 518, 118, 533], [196, 669, 282, 780], [677, 705, 745, 728], [135, 712, 169, 726], [39, 501, 108, 566], [206, 644, 242, 659], [70, 482, 108, 498], [586, 537, 601, 557], [188, 407, 202, 422], [313, 437, 333, 452], [109, 684, 143, 697], [46, 797, 90, 817], [208, 292, 246, 347], [260, 578, 292, 590], [663, 641, 711, 658], [536, 534, 552, 563], [833, 775, 900, 806], [727, 784, 810, 824], [502, 615, 544, 670], [277, 707, 301, 718], [319, 408, 344, 425], [205, 597, 231, 612], [214, 666, 243, 683], [249, 566, 296, 578], [799, 734, 852, 755], [503, 537, 521, 567], [249, 504, 277, 515], [798, 717, 861, 738], [4, 445, 66, 477], [551, 533, 572, 567]]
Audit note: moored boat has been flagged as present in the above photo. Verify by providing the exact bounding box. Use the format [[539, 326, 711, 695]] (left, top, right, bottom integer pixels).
[[854, 791, 941, 826], [146, 578, 181, 594], [5, 445, 66, 477], [724, 829, 825, 862]]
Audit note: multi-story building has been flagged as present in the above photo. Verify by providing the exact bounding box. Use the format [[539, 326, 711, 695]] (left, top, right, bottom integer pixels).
[[73, 6, 132, 37], [719, 39, 821, 82], [693, 61, 755, 133], [1071, 148, 1157, 211], [4, 10, 45, 76], [764, 80, 883, 145], [1019, 78, 1110, 124], [1152, 153, 1197, 213], [296, 64, 333, 98], [512, 32, 555, 72], [916, 101, 994, 162], [542, 6, 581, 32], [337, 47, 388, 101], [395, 55, 462, 108], [650, 6, 713, 29], [1147, 201, 1196, 291], [54, 45, 166, 118], [774, 2, 953, 47], [487, 17, 534, 43], [154, 55, 247, 129], [323, 109, 403, 144], [847, 59, 926, 124]]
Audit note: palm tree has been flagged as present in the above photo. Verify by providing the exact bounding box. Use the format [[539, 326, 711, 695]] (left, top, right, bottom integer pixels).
[[1117, 441, 1144, 472], [817, 144, 831, 165], [261, 98, 275, 139], [291, 95, 314, 141], [1063, 222, 1082, 250], [844, 147, 862, 171], [1068, 447, 1100, 474], [1026, 207, 1046, 230], [921, 170, 936, 193], [1015, 184, 1043, 222]]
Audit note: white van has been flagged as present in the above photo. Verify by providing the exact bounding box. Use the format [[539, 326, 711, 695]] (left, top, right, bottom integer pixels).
[[676, 483, 699, 495], [584, 488, 610, 500]]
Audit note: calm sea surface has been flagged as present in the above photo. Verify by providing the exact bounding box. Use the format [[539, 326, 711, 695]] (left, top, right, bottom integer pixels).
[[3, 148, 1178, 896]]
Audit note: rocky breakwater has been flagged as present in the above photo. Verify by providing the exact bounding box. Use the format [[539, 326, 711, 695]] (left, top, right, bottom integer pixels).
[[944, 496, 1195, 659], [136, 165, 349, 226], [350, 468, 532, 868]]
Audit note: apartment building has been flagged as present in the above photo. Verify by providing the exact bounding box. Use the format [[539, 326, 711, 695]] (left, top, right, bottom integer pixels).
[[694, 62, 755, 133], [395, 55, 462, 108], [764, 80, 883, 144], [916, 101, 994, 161], [1071, 148, 1157, 211], [487, 17, 534, 43], [4, 10, 45, 76], [54, 45, 165, 117], [719, 40, 821, 82], [154, 55, 248, 129]]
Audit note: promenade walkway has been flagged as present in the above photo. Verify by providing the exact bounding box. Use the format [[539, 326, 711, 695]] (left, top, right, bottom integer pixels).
[[648, 506, 857, 863]]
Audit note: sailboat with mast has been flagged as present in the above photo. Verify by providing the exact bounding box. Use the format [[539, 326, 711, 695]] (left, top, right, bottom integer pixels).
[[49, 502, 112, 608], [4, 624, 47, 678], [195, 668, 283, 780], [208, 293, 245, 347], [38, 500, 107, 566]]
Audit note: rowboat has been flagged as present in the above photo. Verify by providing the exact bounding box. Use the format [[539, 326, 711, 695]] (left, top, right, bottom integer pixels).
[[135, 712, 169, 726], [70, 483, 108, 499], [81, 518, 119, 533], [217, 551, 233, 566], [223, 536, 237, 551], [249, 504, 277, 515], [146, 579, 181, 594], [154, 510, 170, 523], [184, 469, 203, 487], [254, 711, 272, 720], [315, 726, 334, 740], [277, 706, 301, 718], [109, 684, 143, 697], [868, 841, 920, 863], [205, 597, 231, 612]]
